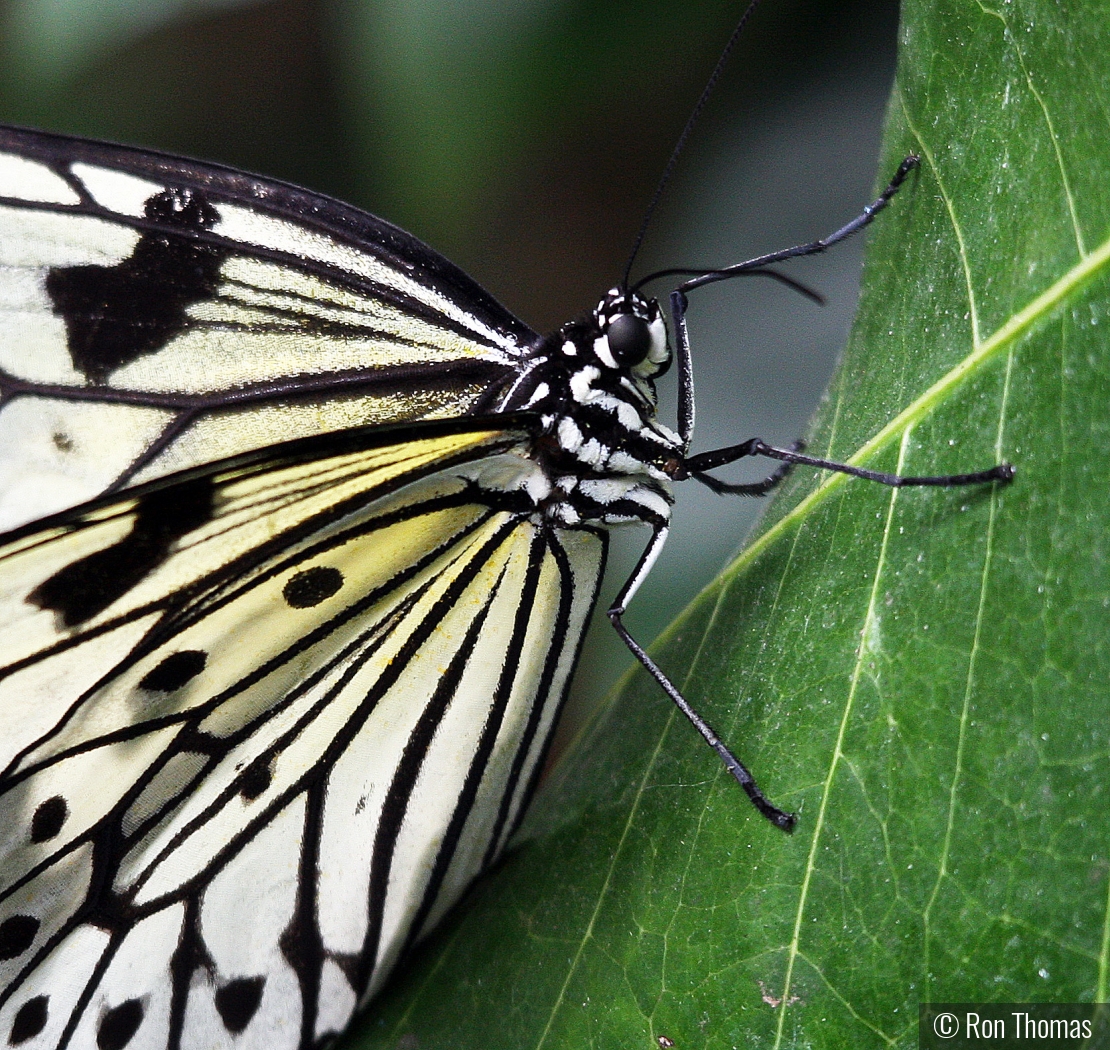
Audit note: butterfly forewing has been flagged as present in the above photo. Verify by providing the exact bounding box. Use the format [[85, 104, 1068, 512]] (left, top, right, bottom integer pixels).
[[0, 126, 538, 530], [0, 420, 604, 1050]]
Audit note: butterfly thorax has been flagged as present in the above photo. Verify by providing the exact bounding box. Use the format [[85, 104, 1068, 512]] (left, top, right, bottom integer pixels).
[[499, 290, 680, 528]]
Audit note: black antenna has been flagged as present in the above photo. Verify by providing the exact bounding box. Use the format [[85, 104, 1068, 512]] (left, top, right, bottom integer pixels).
[[621, 0, 766, 290]]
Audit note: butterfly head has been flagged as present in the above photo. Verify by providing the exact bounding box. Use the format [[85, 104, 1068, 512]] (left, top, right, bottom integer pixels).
[[530, 288, 675, 438], [592, 289, 670, 380], [508, 288, 672, 419]]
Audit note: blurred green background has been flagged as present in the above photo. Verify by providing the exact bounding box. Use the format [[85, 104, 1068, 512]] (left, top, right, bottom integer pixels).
[[0, 0, 901, 732]]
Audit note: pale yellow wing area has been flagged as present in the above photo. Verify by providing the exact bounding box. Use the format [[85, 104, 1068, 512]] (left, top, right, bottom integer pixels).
[[0, 418, 603, 1049]]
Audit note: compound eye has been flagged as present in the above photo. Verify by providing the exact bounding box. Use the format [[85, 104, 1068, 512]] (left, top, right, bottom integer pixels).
[[606, 313, 653, 366]]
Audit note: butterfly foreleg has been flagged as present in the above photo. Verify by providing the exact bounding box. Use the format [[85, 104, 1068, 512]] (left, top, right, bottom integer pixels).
[[667, 290, 696, 451], [675, 155, 923, 296], [606, 524, 796, 832]]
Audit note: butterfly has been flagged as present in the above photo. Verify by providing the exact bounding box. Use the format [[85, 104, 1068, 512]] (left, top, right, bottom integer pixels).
[[0, 116, 1012, 1050]]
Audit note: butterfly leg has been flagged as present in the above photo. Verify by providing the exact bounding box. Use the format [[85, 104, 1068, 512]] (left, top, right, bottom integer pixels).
[[676, 155, 922, 295], [681, 438, 1014, 488], [607, 524, 796, 831], [689, 440, 803, 496], [668, 290, 697, 450]]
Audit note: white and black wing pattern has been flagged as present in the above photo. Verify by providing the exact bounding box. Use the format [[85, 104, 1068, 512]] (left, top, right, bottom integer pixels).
[[0, 417, 604, 1050], [0, 125, 538, 530]]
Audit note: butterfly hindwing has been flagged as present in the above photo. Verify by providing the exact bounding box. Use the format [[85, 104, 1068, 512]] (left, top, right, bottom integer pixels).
[[0, 125, 538, 530], [0, 419, 604, 1050]]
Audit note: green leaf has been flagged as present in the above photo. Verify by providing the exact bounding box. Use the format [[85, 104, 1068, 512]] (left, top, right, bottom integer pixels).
[[345, 0, 1110, 1046]]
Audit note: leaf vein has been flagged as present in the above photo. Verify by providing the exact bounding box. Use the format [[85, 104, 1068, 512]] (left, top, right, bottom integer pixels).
[[532, 703, 677, 1050], [1097, 869, 1110, 1002], [771, 429, 912, 1050], [795, 950, 899, 1046], [900, 88, 981, 347], [921, 341, 1014, 998], [975, 0, 1086, 256]]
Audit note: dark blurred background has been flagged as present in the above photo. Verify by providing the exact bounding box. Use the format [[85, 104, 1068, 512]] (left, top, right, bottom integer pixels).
[[0, 0, 900, 738]]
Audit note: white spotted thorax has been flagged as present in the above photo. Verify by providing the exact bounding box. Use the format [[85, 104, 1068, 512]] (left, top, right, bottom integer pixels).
[[497, 288, 680, 528]]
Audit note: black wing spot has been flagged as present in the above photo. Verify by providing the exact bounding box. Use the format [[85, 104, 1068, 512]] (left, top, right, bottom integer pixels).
[[239, 759, 273, 801], [96, 999, 144, 1050], [0, 915, 39, 961], [214, 976, 266, 1034], [30, 795, 68, 843], [282, 566, 343, 609], [46, 187, 228, 384], [29, 477, 214, 628], [9, 996, 48, 1044], [139, 650, 207, 692], [52, 432, 74, 452]]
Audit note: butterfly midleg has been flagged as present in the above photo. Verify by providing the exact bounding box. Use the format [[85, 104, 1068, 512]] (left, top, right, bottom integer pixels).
[[606, 525, 796, 832], [681, 439, 1015, 489], [692, 463, 793, 497]]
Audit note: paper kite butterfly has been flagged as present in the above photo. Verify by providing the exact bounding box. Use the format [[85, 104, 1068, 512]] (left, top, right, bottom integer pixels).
[[0, 110, 1010, 1050]]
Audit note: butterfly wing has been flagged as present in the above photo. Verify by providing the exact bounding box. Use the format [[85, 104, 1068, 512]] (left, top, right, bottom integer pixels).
[[0, 418, 604, 1050], [0, 125, 538, 530]]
